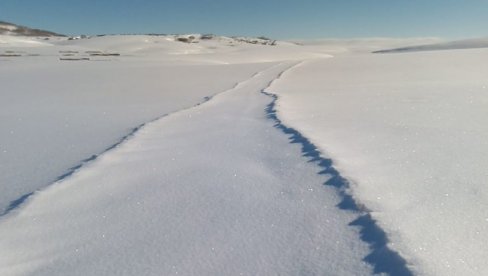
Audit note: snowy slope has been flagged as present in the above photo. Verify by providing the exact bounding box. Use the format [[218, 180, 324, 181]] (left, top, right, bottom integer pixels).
[[269, 48, 488, 275], [295, 37, 443, 54], [0, 21, 63, 36], [373, 37, 488, 53]]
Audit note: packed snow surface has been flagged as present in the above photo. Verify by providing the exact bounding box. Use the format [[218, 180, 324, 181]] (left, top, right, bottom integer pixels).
[[1, 34, 488, 275]]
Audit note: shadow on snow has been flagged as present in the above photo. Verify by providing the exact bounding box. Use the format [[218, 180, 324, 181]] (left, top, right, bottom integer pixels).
[[262, 90, 412, 276]]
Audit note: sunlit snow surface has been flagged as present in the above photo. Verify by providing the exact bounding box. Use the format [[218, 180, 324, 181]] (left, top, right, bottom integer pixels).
[[0, 35, 280, 213], [270, 48, 488, 275], [0, 57, 373, 275], [1, 34, 488, 275]]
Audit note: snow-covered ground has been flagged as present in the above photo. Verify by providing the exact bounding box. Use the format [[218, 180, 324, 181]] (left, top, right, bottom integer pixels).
[[0, 34, 344, 214], [0, 62, 376, 276], [0, 37, 274, 214], [269, 47, 488, 275], [1, 34, 487, 275]]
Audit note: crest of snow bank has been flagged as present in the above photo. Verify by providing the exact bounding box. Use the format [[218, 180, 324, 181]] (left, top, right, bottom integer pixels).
[[373, 37, 488, 53], [292, 37, 443, 54]]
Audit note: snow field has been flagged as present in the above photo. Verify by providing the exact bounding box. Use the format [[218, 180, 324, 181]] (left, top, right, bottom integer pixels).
[[2, 34, 488, 275], [0, 56, 271, 214], [0, 63, 373, 275], [269, 48, 488, 275]]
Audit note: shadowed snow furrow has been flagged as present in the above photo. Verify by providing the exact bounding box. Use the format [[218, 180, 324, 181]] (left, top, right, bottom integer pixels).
[[262, 64, 413, 276]]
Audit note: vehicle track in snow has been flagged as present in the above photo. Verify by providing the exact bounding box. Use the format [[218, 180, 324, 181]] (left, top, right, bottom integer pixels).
[[1, 61, 408, 275], [0, 66, 274, 218]]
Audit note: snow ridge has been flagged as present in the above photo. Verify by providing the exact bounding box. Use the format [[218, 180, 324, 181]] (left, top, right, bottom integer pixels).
[[262, 64, 412, 276], [372, 37, 488, 53]]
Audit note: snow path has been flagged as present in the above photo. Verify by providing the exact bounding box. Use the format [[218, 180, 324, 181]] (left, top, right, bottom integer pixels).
[[0, 65, 266, 218], [0, 62, 373, 275], [0, 60, 270, 214]]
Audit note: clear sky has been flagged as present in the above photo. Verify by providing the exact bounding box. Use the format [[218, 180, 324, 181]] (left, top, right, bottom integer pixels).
[[1, 0, 487, 39]]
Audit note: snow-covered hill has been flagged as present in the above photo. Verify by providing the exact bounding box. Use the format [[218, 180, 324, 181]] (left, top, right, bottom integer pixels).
[[0, 21, 63, 36], [373, 37, 488, 53]]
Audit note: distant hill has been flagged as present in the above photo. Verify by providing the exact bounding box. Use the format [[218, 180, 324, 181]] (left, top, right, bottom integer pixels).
[[0, 21, 64, 36], [373, 37, 488, 53]]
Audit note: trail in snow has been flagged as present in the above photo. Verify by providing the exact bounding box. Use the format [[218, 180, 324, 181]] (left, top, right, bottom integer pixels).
[[0, 63, 374, 275], [0, 66, 269, 218], [0, 58, 271, 215]]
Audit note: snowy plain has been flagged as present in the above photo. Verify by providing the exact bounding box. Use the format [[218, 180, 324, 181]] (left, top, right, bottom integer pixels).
[[1, 34, 487, 275]]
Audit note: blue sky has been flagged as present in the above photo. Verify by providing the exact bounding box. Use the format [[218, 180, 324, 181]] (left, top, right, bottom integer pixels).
[[1, 0, 487, 39]]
